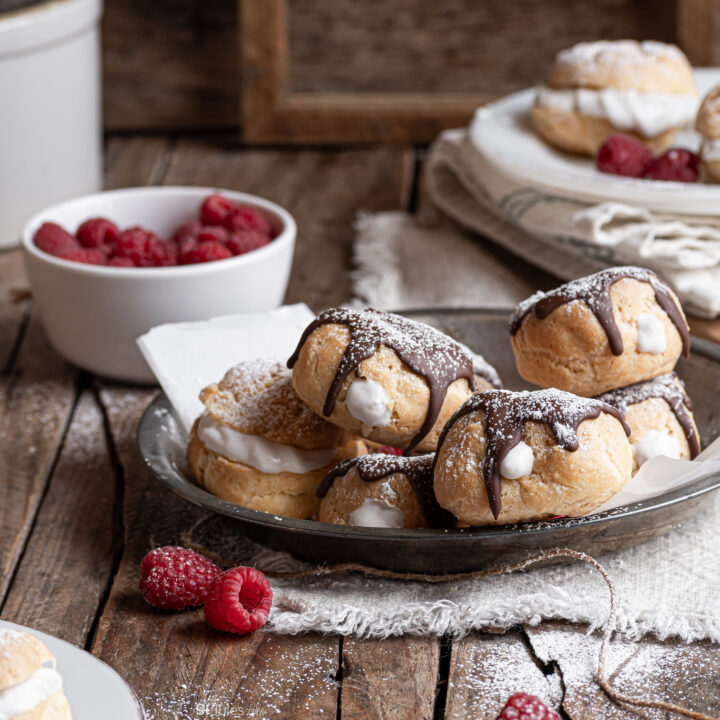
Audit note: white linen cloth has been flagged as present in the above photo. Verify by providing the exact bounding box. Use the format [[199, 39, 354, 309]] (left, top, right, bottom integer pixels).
[[415, 129, 720, 318]]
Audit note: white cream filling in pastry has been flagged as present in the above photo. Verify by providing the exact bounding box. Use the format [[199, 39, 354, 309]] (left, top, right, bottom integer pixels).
[[636, 312, 667, 354], [349, 498, 405, 528], [500, 441, 534, 479], [701, 137, 720, 162], [345, 378, 392, 427], [634, 429, 681, 467], [0, 667, 62, 720], [197, 414, 335, 475], [535, 85, 698, 137]]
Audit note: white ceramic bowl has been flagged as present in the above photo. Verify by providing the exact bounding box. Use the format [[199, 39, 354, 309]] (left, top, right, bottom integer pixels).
[[21, 186, 296, 383]]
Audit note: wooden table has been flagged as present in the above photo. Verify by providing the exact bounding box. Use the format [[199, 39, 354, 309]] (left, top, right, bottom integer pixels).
[[1, 136, 719, 720]]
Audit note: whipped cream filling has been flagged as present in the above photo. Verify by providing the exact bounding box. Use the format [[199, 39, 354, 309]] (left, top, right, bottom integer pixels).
[[637, 312, 667, 354], [500, 441, 534, 480], [701, 137, 720, 162], [197, 414, 335, 475], [0, 667, 62, 720], [535, 85, 698, 137], [349, 498, 405, 528], [635, 430, 681, 467], [345, 378, 392, 428]]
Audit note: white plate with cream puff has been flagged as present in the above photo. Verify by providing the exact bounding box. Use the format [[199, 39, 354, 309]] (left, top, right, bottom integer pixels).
[[0, 620, 145, 720], [138, 285, 720, 574], [470, 40, 720, 215]]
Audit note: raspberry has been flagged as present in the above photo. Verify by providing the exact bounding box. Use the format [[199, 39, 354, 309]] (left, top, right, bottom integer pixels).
[[108, 256, 136, 267], [34, 222, 81, 258], [76, 218, 119, 254], [495, 693, 560, 720], [114, 227, 169, 267], [157, 240, 178, 267], [62, 249, 107, 265], [200, 194, 235, 226], [377, 445, 403, 455], [180, 240, 232, 265], [197, 226, 230, 244], [644, 148, 699, 182], [172, 219, 202, 243], [176, 235, 199, 258], [140, 546, 221, 610], [204, 567, 272, 634], [596, 135, 651, 177], [223, 206, 271, 235], [226, 229, 271, 255]]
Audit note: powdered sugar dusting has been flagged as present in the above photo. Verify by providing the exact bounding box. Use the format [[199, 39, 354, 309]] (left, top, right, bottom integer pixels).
[[0, 629, 24, 658], [200, 358, 338, 448]]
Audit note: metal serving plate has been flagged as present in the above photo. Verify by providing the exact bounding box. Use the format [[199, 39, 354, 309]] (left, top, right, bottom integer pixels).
[[137, 308, 720, 573]]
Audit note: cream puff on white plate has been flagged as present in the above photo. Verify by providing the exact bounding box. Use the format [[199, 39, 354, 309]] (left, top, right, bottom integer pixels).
[[532, 40, 698, 155]]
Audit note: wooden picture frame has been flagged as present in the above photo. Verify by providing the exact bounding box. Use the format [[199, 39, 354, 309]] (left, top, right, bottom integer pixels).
[[239, 0, 489, 144]]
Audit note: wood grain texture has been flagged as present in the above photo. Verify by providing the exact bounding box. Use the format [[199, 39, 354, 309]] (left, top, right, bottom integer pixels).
[[340, 636, 440, 720], [102, 0, 239, 131], [0, 250, 30, 371], [677, 0, 719, 65], [91, 385, 341, 719], [526, 622, 720, 719], [444, 631, 561, 719], [161, 139, 413, 309], [104, 136, 172, 190], [0, 310, 78, 604], [1, 389, 118, 645]]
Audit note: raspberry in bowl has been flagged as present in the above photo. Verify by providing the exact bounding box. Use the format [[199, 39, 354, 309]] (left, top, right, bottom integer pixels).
[[21, 187, 296, 382]]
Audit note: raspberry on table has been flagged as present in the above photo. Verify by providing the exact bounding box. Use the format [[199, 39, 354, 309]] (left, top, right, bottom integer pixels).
[[595, 135, 651, 177], [644, 148, 699, 182], [34, 222, 81, 258], [226, 229, 271, 255], [140, 546, 221, 610], [62, 249, 107, 265], [204, 567, 273, 634], [495, 693, 561, 720], [200, 194, 235, 226], [223, 206, 271, 235], [180, 240, 232, 264], [76, 217, 119, 255], [114, 227, 169, 267]]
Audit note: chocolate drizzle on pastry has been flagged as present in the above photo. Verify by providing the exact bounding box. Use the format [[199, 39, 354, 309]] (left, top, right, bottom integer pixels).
[[288, 308, 476, 453], [509, 267, 690, 358], [317, 453, 454, 528], [436, 389, 630, 520], [599, 372, 699, 458]]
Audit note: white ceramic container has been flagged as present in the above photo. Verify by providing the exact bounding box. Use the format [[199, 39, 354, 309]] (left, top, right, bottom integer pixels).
[[21, 187, 297, 383], [0, 0, 102, 248]]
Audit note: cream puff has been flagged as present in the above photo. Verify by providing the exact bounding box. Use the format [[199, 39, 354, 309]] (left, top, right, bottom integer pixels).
[[288, 308, 476, 453], [317, 452, 453, 528], [695, 85, 720, 181], [510, 267, 690, 396], [187, 358, 366, 519], [599, 372, 700, 473], [533, 40, 697, 155], [434, 388, 632, 526], [0, 628, 72, 719]]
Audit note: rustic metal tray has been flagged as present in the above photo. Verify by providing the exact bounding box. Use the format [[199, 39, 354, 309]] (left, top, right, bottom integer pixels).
[[137, 308, 720, 573]]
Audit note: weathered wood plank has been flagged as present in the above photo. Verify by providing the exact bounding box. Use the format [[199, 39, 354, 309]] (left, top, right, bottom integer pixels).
[[677, 0, 719, 65], [104, 136, 172, 190], [0, 250, 30, 371], [340, 636, 440, 720], [444, 630, 560, 719], [90, 385, 340, 719], [0, 389, 118, 644], [161, 140, 413, 309], [526, 621, 720, 719], [0, 313, 78, 604]]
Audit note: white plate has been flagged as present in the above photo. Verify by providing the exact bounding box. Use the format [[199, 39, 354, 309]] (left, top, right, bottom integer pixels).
[[469, 68, 720, 215], [0, 620, 145, 719]]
